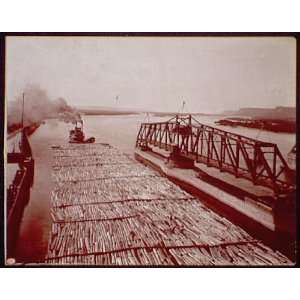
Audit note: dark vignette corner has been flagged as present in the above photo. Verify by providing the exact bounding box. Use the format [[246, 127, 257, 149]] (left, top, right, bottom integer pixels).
[[0, 32, 5, 267]]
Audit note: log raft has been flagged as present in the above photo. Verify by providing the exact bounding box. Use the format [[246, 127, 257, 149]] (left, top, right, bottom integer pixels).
[[46, 143, 292, 265]]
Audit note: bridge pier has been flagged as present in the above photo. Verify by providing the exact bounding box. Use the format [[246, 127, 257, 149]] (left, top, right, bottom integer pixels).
[[166, 144, 194, 169]]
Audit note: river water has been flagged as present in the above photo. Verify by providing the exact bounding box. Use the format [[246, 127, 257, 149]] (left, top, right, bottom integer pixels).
[[8, 114, 295, 263]]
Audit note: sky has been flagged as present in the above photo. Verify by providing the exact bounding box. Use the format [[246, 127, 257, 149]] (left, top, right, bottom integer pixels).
[[5, 36, 296, 114]]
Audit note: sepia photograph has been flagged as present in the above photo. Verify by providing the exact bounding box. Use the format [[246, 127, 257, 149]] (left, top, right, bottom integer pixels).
[[3, 34, 297, 267]]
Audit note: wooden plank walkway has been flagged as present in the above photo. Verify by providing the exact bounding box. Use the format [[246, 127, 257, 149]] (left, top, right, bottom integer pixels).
[[46, 143, 292, 265]]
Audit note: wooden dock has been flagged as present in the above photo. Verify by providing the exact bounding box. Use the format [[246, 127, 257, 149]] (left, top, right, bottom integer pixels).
[[46, 143, 292, 265]]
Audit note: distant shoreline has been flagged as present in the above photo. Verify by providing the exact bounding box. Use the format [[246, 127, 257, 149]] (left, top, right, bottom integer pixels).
[[77, 107, 139, 116], [78, 108, 219, 117], [80, 110, 139, 116]]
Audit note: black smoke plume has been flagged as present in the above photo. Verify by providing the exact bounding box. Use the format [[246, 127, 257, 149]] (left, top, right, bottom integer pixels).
[[7, 84, 81, 132]]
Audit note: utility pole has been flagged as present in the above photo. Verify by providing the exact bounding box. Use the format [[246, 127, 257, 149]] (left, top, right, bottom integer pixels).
[[19, 93, 25, 151], [181, 100, 186, 113]]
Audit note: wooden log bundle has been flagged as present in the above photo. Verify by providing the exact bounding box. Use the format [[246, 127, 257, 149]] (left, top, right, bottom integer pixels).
[[46, 143, 292, 265]]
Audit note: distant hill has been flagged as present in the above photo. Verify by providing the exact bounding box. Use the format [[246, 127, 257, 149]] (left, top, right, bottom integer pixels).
[[77, 106, 139, 116], [76, 106, 217, 117], [151, 111, 216, 117]]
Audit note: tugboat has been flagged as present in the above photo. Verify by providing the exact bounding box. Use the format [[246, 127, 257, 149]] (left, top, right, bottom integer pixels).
[[69, 120, 95, 143]]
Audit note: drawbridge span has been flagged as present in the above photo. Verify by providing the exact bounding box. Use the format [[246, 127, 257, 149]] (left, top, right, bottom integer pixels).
[[136, 114, 295, 194]]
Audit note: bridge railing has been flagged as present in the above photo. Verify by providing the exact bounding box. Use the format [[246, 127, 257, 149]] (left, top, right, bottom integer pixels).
[[136, 114, 294, 193]]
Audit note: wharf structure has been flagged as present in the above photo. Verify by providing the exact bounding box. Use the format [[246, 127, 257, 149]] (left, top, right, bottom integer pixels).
[[6, 127, 35, 258], [46, 142, 292, 265]]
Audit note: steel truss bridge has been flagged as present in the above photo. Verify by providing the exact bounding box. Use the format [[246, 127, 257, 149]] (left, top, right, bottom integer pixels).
[[136, 114, 295, 194]]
